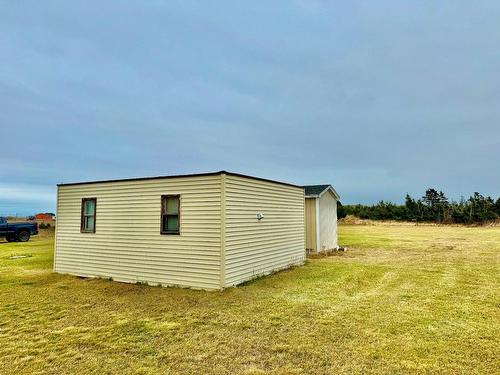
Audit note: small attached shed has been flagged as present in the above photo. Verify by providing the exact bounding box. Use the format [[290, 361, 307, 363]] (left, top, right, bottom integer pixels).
[[303, 185, 340, 252], [54, 171, 305, 290]]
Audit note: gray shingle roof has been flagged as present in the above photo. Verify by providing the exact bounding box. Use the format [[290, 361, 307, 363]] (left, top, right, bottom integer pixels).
[[303, 185, 331, 196]]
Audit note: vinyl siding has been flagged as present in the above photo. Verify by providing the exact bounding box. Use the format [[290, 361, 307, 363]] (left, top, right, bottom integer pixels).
[[304, 198, 317, 251], [224, 174, 305, 286], [54, 175, 222, 290], [318, 191, 338, 250]]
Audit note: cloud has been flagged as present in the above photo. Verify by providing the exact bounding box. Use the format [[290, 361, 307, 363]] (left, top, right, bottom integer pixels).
[[0, 183, 55, 203], [0, 0, 499, 212]]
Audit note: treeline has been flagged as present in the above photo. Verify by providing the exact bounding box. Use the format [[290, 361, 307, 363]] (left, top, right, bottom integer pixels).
[[338, 189, 500, 224]]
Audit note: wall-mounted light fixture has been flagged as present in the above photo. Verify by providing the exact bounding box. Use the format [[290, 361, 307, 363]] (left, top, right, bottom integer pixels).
[[256, 213, 265, 220]]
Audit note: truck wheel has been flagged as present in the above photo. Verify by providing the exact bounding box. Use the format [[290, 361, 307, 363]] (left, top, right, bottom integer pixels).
[[17, 230, 30, 242]]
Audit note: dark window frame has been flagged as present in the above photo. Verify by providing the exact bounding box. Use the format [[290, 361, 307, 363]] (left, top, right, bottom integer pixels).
[[80, 198, 97, 233], [160, 194, 181, 235]]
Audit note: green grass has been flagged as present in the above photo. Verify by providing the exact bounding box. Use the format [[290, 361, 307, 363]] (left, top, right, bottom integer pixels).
[[0, 225, 499, 374]]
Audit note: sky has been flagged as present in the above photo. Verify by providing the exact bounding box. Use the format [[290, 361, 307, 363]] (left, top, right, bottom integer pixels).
[[1, 1, 499, 216]]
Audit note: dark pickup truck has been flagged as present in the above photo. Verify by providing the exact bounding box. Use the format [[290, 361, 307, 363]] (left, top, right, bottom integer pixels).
[[0, 217, 38, 242]]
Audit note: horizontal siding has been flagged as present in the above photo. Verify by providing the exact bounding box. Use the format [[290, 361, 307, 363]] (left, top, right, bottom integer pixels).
[[54, 175, 222, 290], [224, 175, 305, 286]]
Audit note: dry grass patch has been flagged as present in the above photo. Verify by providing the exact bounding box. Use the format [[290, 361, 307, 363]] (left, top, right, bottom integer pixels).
[[0, 225, 499, 374]]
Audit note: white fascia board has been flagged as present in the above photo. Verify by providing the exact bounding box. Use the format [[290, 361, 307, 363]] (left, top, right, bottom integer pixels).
[[319, 186, 340, 200]]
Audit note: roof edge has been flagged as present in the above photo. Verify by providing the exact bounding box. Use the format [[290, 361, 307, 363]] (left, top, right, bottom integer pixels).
[[57, 170, 302, 189], [321, 185, 340, 200], [305, 185, 340, 200]]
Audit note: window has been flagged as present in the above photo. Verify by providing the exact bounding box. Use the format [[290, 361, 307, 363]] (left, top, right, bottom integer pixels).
[[81, 198, 96, 233], [161, 195, 180, 234]]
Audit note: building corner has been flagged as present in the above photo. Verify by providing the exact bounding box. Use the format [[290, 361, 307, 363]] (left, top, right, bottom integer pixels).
[[220, 172, 227, 289]]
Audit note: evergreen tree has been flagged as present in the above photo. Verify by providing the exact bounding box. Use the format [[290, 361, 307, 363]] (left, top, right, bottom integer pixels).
[[341, 190, 498, 224], [404, 194, 418, 221], [337, 201, 346, 219], [422, 189, 440, 207], [494, 198, 500, 216]]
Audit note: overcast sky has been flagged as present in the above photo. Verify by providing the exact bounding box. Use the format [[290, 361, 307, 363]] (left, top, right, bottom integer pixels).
[[1, 1, 499, 216]]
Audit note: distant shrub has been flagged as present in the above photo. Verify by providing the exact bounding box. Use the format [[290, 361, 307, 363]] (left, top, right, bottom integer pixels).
[[340, 189, 499, 225]]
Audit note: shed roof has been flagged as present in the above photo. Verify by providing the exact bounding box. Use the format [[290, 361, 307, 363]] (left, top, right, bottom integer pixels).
[[303, 185, 330, 196], [303, 184, 340, 200]]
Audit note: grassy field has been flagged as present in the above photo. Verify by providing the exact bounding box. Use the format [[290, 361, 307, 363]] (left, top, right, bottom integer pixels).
[[0, 225, 498, 374]]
